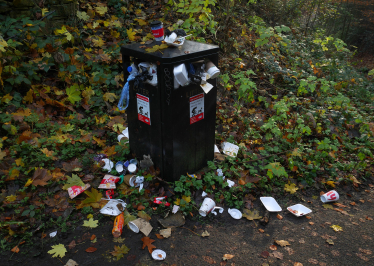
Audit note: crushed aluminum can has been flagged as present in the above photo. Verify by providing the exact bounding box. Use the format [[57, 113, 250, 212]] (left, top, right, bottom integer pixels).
[[153, 196, 171, 207], [98, 174, 120, 189], [112, 212, 125, 238], [100, 199, 127, 216]]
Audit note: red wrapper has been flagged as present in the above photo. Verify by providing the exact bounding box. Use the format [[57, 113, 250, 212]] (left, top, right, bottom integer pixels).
[[68, 184, 90, 199], [153, 196, 171, 207], [98, 174, 120, 189], [112, 212, 125, 238]]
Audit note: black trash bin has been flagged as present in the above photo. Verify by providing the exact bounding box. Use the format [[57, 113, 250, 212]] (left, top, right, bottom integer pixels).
[[121, 40, 219, 182]]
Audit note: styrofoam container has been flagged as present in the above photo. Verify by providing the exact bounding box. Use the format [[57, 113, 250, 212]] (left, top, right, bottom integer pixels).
[[287, 204, 312, 217], [228, 208, 242, 219], [260, 197, 282, 212], [152, 249, 166, 260], [173, 64, 189, 86]]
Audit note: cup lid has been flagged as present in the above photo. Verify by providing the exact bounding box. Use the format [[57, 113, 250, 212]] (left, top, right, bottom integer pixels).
[[150, 21, 162, 27]]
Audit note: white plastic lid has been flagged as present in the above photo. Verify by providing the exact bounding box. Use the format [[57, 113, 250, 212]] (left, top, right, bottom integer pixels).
[[228, 208, 242, 219], [152, 249, 166, 260]]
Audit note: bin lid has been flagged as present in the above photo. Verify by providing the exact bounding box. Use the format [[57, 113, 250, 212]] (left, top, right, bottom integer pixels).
[[121, 40, 219, 64]]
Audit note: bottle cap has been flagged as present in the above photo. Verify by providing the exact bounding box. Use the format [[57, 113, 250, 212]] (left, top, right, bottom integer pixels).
[[127, 66, 133, 73]]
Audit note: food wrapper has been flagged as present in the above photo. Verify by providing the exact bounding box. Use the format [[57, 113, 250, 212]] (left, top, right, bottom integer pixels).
[[112, 212, 125, 238], [221, 142, 239, 157], [100, 199, 127, 216], [153, 196, 170, 207], [98, 174, 120, 189], [68, 184, 90, 199]]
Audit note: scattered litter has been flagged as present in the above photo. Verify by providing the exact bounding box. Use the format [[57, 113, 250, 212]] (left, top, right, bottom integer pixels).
[[129, 218, 153, 236], [101, 158, 114, 172], [321, 190, 339, 203], [202, 191, 207, 197], [214, 145, 220, 153], [112, 212, 125, 238], [226, 179, 235, 187], [205, 61, 220, 79], [100, 199, 127, 216], [127, 164, 137, 174], [115, 161, 125, 174], [123, 174, 135, 186], [98, 174, 120, 189], [260, 197, 282, 212], [94, 153, 107, 162], [228, 208, 242, 219], [68, 184, 90, 199], [117, 134, 126, 142], [201, 82, 214, 94], [49, 231, 57, 238], [201, 230, 210, 237], [151, 249, 166, 260], [65, 259, 78, 266], [287, 204, 312, 217], [221, 142, 239, 157], [159, 228, 171, 238], [129, 175, 144, 192], [199, 198, 224, 217], [154, 196, 171, 206], [158, 212, 185, 228], [122, 128, 129, 139], [172, 205, 180, 214]]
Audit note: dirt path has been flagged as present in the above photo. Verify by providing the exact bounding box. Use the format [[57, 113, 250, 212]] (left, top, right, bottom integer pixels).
[[3, 187, 374, 266]]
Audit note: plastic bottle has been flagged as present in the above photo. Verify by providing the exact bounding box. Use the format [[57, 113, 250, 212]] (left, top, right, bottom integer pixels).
[[127, 64, 138, 75]]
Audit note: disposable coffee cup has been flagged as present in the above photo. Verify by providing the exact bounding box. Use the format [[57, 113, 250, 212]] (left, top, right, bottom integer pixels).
[[199, 198, 223, 216], [320, 190, 339, 203], [128, 218, 152, 236], [123, 174, 135, 186], [150, 21, 164, 41], [128, 163, 137, 174], [205, 61, 220, 79]]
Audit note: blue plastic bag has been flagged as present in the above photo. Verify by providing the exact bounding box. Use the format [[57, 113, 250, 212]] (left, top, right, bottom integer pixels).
[[118, 73, 136, 111]]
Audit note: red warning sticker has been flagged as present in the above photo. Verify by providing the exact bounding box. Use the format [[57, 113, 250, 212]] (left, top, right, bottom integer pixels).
[[190, 93, 204, 124], [137, 94, 151, 125]]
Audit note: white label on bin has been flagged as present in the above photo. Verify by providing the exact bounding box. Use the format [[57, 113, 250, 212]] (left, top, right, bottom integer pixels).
[[137, 93, 151, 125], [190, 93, 204, 125]]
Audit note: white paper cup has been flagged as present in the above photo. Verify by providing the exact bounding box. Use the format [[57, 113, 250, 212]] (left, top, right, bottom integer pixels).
[[199, 198, 216, 216], [128, 164, 137, 174], [320, 190, 339, 203], [205, 61, 220, 79]]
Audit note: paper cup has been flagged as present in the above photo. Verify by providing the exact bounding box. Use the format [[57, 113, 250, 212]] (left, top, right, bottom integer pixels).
[[128, 218, 152, 236], [128, 164, 137, 174], [150, 21, 164, 41], [320, 190, 339, 203], [115, 161, 124, 173], [199, 198, 216, 217], [123, 174, 135, 186], [205, 61, 220, 79]]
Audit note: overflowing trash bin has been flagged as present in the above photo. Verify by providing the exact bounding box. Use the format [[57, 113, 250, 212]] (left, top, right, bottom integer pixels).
[[120, 40, 219, 181]]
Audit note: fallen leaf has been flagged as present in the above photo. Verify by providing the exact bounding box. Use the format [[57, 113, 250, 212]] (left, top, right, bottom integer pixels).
[[306, 216, 312, 219], [113, 237, 125, 243], [155, 234, 164, 239], [68, 240, 76, 249], [270, 245, 277, 250], [275, 240, 290, 247], [48, 244, 67, 258], [11, 246, 19, 253], [271, 251, 283, 260], [85, 247, 97, 253], [160, 228, 171, 238], [65, 259, 78, 266], [110, 244, 130, 261], [277, 214, 283, 220], [203, 256, 216, 264], [294, 263, 303, 266], [201, 230, 210, 237], [258, 229, 265, 233], [356, 253, 369, 261], [137, 211, 151, 221], [284, 183, 298, 194], [32, 168, 52, 186], [141, 236, 156, 254], [243, 209, 262, 220], [322, 204, 334, 210], [308, 258, 318, 264], [223, 254, 234, 260], [90, 234, 96, 241], [359, 248, 372, 255], [330, 225, 343, 232], [83, 218, 99, 228], [326, 238, 334, 245], [350, 202, 356, 206], [261, 250, 270, 258], [78, 188, 103, 209], [62, 174, 85, 190]]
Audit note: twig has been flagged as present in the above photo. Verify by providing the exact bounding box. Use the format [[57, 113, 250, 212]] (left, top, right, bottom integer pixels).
[[179, 226, 201, 237]]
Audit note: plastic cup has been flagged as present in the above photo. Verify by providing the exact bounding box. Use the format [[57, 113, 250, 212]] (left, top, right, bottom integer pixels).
[[321, 190, 339, 203], [150, 21, 164, 41]]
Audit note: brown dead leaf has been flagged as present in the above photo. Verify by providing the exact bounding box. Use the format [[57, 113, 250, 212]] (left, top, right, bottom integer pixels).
[[294, 263, 303, 266], [90, 234, 96, 241], [260, 250, 269, 258], [359, 248, 372, 255], [155, 234, 164, 239], [203, 256, 216, 264], [141, 236, 156, 254], [277, 214, 283, 220], [308, 258, 318, 264], [11, 246, 19, 253], [285, 247, 294, 255], [32, 168, 52, 186], [222, 254, 234, 260], [356, 253, 369, 261], [271, 251, 283, 260], [270, 245, 277, 250], [85, 247, 97, 253], [359, 199, 365, 203], [275, 240, 290, 247], [350, 202, 356, 206], [62, 158, 83, 172], [306, 216, 312, 219], [258, 229, 264, 233]]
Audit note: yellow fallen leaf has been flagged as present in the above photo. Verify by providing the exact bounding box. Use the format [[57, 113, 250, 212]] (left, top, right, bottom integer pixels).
[[95, 6, 108, 15], [6, 195, 17, 202], [9, 169, 20, 179], [284, 183, 298, 194], [331, 225, 343, 232], [326, 180, 335, 188], [103, 92, 117, 103], [24, 178, 33, 187], [127, 28, 137, 42]]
